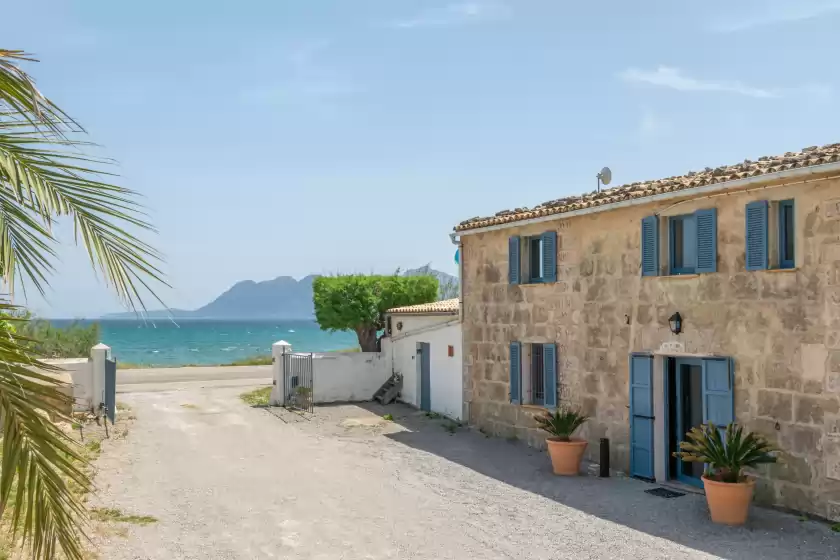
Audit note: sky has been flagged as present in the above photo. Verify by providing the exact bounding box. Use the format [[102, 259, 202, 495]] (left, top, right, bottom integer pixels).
[[4, 0, 840, 317]]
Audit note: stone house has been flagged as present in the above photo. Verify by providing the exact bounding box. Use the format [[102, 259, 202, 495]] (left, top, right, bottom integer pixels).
[[452, 143, 840, 521]]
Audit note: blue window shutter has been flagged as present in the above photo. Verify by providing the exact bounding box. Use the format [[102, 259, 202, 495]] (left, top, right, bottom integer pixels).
[[745, 201, 768, 271], [641, 216, 659, 276], [543, 343, 557, 409], [509, 342, 521, 404], [702, 358, 734, 429], [629, 354, 655, 480], [695, 208, 717, 273], [541, 231, 557, 283], [509, 236, 520, 284]]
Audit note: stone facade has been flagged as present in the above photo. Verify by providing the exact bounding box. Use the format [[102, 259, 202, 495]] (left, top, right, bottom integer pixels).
[[460, 173, 840, 521]]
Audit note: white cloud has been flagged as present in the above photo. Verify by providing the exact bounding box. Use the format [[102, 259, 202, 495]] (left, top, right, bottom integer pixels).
[[619, 66, 779, 99], [711, 0, 840, 32], [387, 1, 509, 29]]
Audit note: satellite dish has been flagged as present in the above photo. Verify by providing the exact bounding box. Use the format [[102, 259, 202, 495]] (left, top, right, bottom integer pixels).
[[596, 166, 612, 192], [598, 167, 612, 185]]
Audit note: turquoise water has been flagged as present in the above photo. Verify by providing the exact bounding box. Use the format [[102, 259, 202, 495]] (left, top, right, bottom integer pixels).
[[72, 319, 358, 367]]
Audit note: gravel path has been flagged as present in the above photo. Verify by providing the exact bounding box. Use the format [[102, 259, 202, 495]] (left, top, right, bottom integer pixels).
[[93, 387, 839, 559]]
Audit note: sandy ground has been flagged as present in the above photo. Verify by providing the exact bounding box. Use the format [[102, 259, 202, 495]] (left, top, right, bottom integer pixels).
[[91, 386, 840, 560]]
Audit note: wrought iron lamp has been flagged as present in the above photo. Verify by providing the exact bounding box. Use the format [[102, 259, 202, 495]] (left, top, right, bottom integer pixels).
[[669, 312, 683, 335]]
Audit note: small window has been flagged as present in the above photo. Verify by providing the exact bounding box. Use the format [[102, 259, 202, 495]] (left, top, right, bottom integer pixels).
[[778, 200, 795, 269], [530, 344, 545, 405], [528, 237, 544, 283], [669, 214, 697, 274]]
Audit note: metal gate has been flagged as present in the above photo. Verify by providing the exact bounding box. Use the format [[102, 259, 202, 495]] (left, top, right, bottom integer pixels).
[[284, 352, 313, 413], [104, 357, 117, 423]]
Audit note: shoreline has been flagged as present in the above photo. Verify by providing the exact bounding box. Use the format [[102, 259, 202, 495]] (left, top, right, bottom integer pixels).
[[116, 348, 359, 370]]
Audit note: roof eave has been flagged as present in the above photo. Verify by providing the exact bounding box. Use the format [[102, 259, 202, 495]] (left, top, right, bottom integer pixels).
[[455, 161, 840, 236]]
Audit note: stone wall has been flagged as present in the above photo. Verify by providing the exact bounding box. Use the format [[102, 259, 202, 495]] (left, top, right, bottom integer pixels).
[[460, 174, 840, 520]]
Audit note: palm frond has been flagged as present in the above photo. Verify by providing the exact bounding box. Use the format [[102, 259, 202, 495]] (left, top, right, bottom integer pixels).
[[0, 52, 168, 309], [0, 302, 91, 559]]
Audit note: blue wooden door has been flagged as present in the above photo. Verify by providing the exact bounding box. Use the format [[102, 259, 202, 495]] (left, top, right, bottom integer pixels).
[[420, 343, 431, 412], [702, 358, 734, 429], [105, 358, 117, 423], [630, 354, 655, 480]]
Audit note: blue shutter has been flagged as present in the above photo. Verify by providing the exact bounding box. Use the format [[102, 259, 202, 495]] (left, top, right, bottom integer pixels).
[[702, 358, 734, 429], [641, 216, 659, 276], [630, 354, 655, 480], [509, 342, 521, 404], [509, 236, 521, 284], [745, 201, 768, 271], [695, 208, 717, 273], [541, 231, 557, 283], [543, 343, 557, 409]]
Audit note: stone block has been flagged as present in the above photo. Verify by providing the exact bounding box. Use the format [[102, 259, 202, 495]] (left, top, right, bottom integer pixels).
[[829, 457, 840, 482], [785, 425, 822, 455], [752, 477, 777, 507], [729, 273, 759, 299], [769, 453, 813, 486], [829, 501, 840, 522], [777, 482, 820, 515], [830, 351, 840, 373], [801, 344, 828, 382], [794, 395, 839, 425], [757, 390, 793, 421]]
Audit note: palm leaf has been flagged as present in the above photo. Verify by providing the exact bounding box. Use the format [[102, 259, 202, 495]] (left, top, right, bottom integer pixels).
[[0, 50, 168, 559]]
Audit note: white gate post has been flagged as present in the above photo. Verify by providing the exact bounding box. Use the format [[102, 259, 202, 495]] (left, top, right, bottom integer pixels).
[[91, 343, 110, 412], [270, 340, 291, 406]]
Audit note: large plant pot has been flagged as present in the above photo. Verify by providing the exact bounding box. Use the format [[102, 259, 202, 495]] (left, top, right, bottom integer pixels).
[[702, 476, 755, 525], [545, 438, 588, 476]]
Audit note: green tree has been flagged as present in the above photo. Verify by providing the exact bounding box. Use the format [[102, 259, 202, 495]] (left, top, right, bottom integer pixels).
[[313, 274, 438, 351], [0, 50, 165, 558]]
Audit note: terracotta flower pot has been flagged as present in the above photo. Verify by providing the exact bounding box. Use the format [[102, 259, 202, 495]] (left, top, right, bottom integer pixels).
[[702, 475, 755, 525], [545, 438, 588, 475]]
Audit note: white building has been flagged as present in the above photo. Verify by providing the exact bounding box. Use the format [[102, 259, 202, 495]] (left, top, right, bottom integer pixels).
[[382, 298, 462, 420]]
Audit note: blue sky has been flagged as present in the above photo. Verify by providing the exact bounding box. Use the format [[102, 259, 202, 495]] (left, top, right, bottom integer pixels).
[[5, 0, 840, 317]]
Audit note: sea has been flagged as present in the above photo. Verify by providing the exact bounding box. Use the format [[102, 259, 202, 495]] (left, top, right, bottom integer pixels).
[[55, 319, 358, 367]]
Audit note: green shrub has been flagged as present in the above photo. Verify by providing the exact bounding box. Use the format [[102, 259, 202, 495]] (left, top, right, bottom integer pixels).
[[673, 423, 777, 483], [535, 406, 589, 442]]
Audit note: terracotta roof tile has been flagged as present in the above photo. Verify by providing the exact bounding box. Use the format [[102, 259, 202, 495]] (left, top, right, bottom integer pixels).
[[454, 142, 840, 232], [387, 298, 459, 315]]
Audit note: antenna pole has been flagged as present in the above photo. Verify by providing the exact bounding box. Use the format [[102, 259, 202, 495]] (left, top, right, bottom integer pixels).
[[597, 175, 601, 193]]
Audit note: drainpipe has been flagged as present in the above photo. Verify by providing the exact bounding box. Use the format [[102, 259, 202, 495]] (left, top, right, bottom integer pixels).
[[450, 231, 467, 422]]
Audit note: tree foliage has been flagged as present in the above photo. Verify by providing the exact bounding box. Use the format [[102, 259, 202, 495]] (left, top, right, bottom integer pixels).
[[19, 318, 100, 359], [312, 274, 438, 351], [0, 49, 166, 558]]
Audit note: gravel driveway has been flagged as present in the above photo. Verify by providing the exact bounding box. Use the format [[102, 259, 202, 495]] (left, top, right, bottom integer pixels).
[[93, 386, 839, 560]]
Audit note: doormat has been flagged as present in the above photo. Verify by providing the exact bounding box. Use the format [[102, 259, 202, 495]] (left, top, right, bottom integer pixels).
[[645, 487, 685, 499]]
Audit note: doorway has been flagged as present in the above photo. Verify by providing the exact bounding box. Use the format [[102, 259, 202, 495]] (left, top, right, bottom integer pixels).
[[417, 342, 431, 412], [667, 358, 704, 487]]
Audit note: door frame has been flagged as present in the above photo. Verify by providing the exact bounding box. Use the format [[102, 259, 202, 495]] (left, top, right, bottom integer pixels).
[[669, 357, 704, 488], [418, 342, 431, 412]]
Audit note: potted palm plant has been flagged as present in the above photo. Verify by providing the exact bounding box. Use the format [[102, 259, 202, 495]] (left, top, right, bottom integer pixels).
[[535, 406, 589, 475], [674, 423, 777, 525]]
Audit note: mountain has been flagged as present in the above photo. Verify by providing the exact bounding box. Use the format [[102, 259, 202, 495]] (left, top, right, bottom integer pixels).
[[102, 268, 457, 320], [404, 266, 459, 299]]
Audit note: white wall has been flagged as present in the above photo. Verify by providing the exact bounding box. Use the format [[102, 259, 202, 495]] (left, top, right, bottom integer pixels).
[[386, 316, 462, 420], [313, 352, 390, 403], [41, 358, 92, 412]]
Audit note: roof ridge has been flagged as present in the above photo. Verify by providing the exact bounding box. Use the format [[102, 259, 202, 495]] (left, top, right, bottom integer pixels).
[[455, 142, 840, 232]]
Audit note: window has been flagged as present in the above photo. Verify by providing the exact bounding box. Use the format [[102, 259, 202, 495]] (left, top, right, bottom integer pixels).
[[509, 342, 557, 408], [528, 236, 544, 283], [530, 344, 545, 405], [745, 199, 795, 271], [779, 200, 795, 269], [508, 231, 557, 284], [642, 209, 717, 277], [669, 214, 697, 274]]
